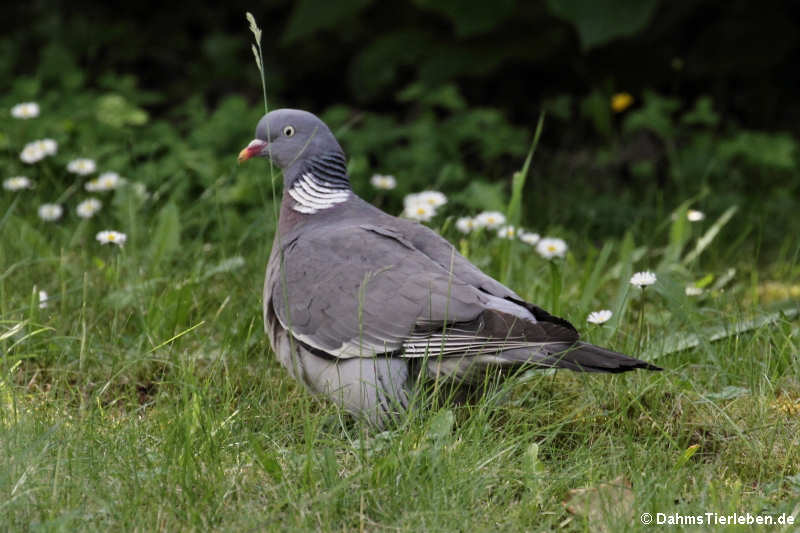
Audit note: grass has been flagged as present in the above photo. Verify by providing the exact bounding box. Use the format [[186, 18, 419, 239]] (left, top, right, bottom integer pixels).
[[1, 170, 799, 531], [1, 26, 799, 526]]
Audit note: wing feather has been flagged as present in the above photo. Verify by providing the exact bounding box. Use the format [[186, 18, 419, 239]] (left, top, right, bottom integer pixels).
[[268, 220, 579, 361]]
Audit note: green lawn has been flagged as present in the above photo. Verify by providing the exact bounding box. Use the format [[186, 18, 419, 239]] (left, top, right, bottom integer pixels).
[[2, 170, 799, 530]]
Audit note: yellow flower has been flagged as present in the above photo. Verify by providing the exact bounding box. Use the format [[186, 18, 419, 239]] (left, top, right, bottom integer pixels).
[[611, 92, 634, 113], [771, 395, 800, 416]]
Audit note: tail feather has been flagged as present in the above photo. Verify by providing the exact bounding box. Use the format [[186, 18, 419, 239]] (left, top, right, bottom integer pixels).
[[503, 342, 661, 373]]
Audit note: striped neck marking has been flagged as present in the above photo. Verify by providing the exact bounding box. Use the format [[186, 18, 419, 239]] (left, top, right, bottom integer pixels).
[[288, 172, 350, 214]]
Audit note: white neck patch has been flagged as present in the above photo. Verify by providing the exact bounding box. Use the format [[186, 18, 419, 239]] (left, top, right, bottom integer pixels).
[[288, 172, 350, 214]]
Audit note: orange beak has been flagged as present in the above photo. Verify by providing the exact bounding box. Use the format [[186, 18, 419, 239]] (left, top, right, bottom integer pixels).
[[238, 139, 268, 163]]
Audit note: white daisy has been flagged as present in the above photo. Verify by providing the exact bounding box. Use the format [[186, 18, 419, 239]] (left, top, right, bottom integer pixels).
[[403, 193, 422, 209], [403, 201, 436, 222], [37, 203, 63, 222], [687, 209, 705, 222], [403, 193, 441, 220], [474, 211, 506, 229], [536, 237, 568, 259], [67, 158, 97, 175], [39, 139, 58, 155], [370, 174, 396, 190], [96, 230, 127, 246], [587, 310, 613, 324], [519, 231, 540, 245], [85, 171, 123, 192], [416, 190, 447, 208], [497, 225, 517, 239], [455, 217, 476, 234], [685, 286, 703, 296], [3, 176, 33, 191], [20, 143, 46, 164], [11, 102, 39, 119], [38, 290, 49, 309], [76, 198, 102, 218], [630, 271, 657, 288]]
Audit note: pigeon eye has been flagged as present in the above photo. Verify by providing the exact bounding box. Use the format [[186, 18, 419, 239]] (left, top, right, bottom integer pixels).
[[283, 125, 295, 137]]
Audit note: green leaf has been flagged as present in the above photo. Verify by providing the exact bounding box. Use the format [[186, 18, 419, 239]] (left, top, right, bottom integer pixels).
[[524, 442, 546, 475], [253, 446, 283, 483], [580, 89, 612, 137], [693, 273, 714, 289], [450, 181, 507, 211], [283, 0, 372, 43], [674, 444, 700, 469], [349, 31, 433, 99], [397, 83, 466, 111], [541, 94, 573, 121], [706, 386, 750, 401], [412, 0, 516, 36], [96, 94, 149, 127], [426, 409, 455, 442], [659, 201, 692, 269], [149, 203, 181, 265], [681, 96, 719, 127], [717, 131, 798, 170], [605, 231, 635, 341], [578, 240, 615, 309], [546, 0, 659, 50], [623, 90, 680, 140], [645, 304, 799, 359]]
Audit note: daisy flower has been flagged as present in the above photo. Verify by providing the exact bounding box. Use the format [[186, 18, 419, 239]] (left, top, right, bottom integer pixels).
[[587, 310, 613, 324], [403, 202, 436, 222], [369, 174, 396, 190], [20, 143, 46, 164], [685, 286, 703, 296], [67, 158, 97, 175], [76, 198, 102, 218], [455, 217, 476, 234], [474, 211, 506, 229], [687, 209, 705, 222], [403, 193, 420, 208], [38, 139, 58, 155], [416, 191, 447, 208], [3, 176, 33, 191], [536, 237, 568, 259], [11, 102, 39, 119], [497, 225, 517, 239], [96, 230, 127, 246], [85, 171, 123, 192], [519, 231, 540, 245], [38, 203, 63, 222], [38, 290, 49, 309], [403, 192, 443, 221], [630, 271, 657, 288]]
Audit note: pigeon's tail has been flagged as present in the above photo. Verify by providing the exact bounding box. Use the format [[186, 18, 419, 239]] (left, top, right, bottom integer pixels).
[[502, 342, 662, 373]]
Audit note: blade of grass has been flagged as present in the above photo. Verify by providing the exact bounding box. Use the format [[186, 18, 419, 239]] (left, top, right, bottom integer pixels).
[[501, 112, 544, 283], [682, 205, 738, 265], [645, 303, 799, 359], [578, 240, 615, 309]]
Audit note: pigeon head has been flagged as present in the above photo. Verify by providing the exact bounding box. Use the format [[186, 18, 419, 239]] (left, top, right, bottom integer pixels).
[[238, 109, 343, 171]]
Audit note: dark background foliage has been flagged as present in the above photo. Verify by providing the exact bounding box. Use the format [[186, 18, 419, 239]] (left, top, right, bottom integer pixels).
[[6, 0, 799, 128], [3, 0, 799, 252]]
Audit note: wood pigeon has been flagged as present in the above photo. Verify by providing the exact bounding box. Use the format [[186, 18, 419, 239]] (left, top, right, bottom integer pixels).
[[239, 109, 660, 426]]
